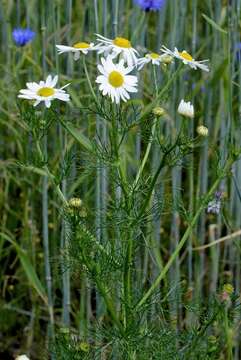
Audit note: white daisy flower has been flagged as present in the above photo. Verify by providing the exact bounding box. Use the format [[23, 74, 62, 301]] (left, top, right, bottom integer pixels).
[[56, 42, 95, 60], [178, 99, 194, 118], [18, 75, 70, 108], [95, 34, 139, 67], [137, 52, 172, 70], [160, 45, 209, 72], [96, 57, 138, 104]]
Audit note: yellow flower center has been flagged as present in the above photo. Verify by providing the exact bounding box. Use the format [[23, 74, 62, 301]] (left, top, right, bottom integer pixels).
[[113, 37, 131, 48], [37, 87, 55, 97], [73, 42, 90, 49], [149, 52, 160, 59], [108, 71, 124, 88], [179, 51, 193, 61]]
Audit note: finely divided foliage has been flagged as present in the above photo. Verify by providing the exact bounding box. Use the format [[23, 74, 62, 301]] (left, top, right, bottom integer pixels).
[[1, 1, 241, 359]]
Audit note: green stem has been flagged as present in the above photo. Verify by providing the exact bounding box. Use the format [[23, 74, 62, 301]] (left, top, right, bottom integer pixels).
[[112, 0, 119, 36], [132, 66, 159, 190], [131, 12, 146, 43], [132, 118, 157, 190], [83, 56, 97, 103], [35, 140, 67, 206], [80, 245, 124, 335], [224, 305, 233, 359], [135, 157, 234, 311], [123, 229, 133, 327], [41, 136, 55, 340], [136, 141, 178, 223]]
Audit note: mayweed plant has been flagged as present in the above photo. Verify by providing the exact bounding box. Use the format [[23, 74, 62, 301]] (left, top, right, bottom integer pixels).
[[12, 28, 35, 46], [2, 2, 241, 359], [15, 29, 241, 358]]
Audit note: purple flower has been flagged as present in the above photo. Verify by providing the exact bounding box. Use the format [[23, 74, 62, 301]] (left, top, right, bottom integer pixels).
[[207, 191, 222, 214], [12, 28, 35, 47], [235, 42, 241, 62], [134, 0, 166, 11]]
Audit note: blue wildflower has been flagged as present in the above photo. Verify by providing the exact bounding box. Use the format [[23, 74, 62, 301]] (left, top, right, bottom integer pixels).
[[235, 42, 241, 62], [134, 0, 165, 11], [12, 28, 35, 47]]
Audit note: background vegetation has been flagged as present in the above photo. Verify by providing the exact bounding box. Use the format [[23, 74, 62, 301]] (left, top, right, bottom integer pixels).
[[0, 0, 241, 359]]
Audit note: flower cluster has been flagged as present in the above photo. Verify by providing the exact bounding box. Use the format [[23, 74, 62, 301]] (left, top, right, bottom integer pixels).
[[18, 33, 210, 107]]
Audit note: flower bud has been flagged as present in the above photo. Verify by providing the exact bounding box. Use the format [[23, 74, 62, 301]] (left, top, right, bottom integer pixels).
[[223, 283, 234, 295], [152, 107, 165, 116], [160, 54, 173, 64], [197, 125, 208, 137], [178, 99, 194, 118], [68, 198, 82, 208], [79, 342, 90, 352]]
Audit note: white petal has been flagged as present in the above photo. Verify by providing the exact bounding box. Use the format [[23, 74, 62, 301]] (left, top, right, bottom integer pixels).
[[45, 75, 52, 86], [74, 52, 80, 61], [55, 93, 70, 101], [18, 94, 34, 99], [56, 45, 74, 53], [45, 99, 51, 108], [51, 75, 58, 87], [26, 82, 40, 91]]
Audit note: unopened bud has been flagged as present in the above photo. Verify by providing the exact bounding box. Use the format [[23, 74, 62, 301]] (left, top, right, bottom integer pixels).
[[152, 107, 165, 116], [68, 198, 82, 208], [223, 283, 234, 295], [79, 342, 90, 352], [197, 125, 208, 137], [160, 54, 173, 64]]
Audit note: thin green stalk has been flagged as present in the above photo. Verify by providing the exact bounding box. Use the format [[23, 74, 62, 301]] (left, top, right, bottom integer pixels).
[[54, 0, 71, 327], [123, 229, 133, 327], [40, 0, 55, 346], [187, 0, 197, 292], [224, 305, 233, 360], [80, 244, 124, 336], [135, 157, 235, 311], [35, 139, 67, 206], [83, 56, 97, 103], [42, 135, 55, 334], [131, 12, 146, 43], [136, 141, 178, 222], [112, 0, 119, 36], [132, 66, 158, 189], [133, 118, 157, 189], [123, 65, 159, 325]]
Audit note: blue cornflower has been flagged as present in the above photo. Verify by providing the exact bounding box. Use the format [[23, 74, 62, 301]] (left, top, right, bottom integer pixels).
[[134, 0, 165, 11], [12, 28, 35, 46]]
